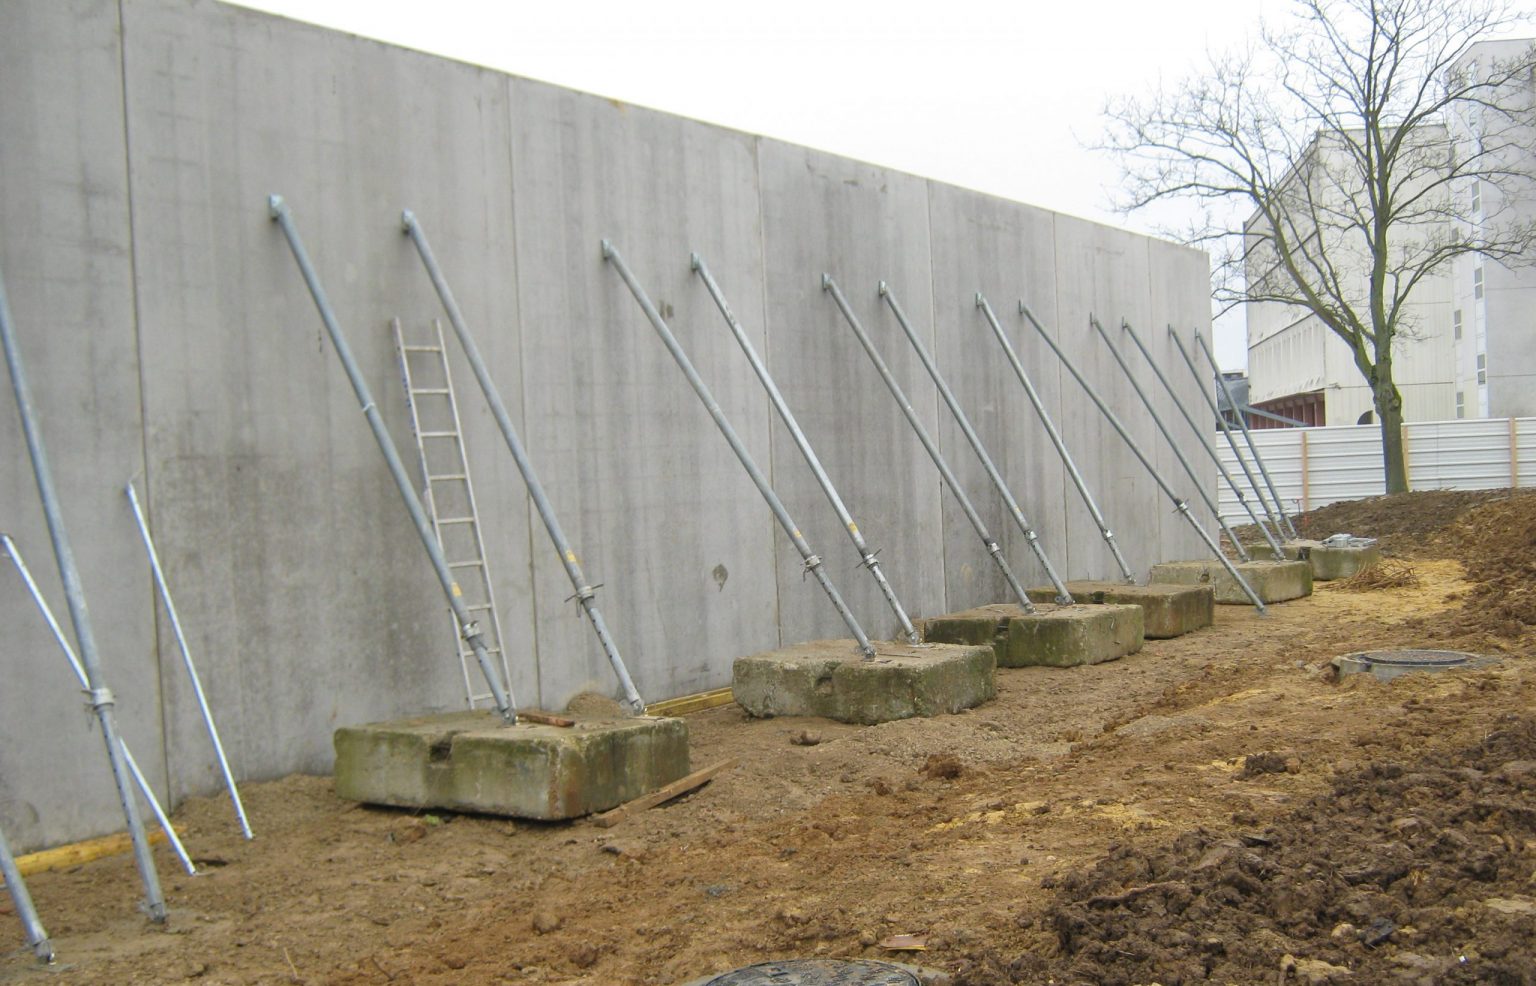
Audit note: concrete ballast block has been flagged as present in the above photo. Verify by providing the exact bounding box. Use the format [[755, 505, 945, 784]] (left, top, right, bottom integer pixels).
[[731, 640, 995, 725], [1147, 559, 1313, 604], [334, 710, 689, 820], [1025, 581, 1213, 638], [922, 602, 1144, 667], [1281, 539, 1383, 580]]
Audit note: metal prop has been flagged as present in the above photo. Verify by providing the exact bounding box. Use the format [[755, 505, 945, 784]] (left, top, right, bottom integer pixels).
[[0, 265, 168, 920], [602, 242, 876, 659], [402, 212, 643, 712], [2, 535, 197, 875], [0, 818, 52, 962], [268, 195, 514, 719], [975, 293, 1135, 583], [691, 253, 918, 642], [124, 479, 253, 836], [1117, 322, 1285, 558], [823, 274, 1034, 611], [1193, 330, 1300, 538], [1166, 328, 1292, 545], [880, 282, 1072, 604], [1023, 304, 1266, 612], [1089, 317, 1253, 562]]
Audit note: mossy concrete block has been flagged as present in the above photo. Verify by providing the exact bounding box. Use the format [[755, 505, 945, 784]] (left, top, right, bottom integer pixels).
[[1148, 558, 1313, 605], [333, 709, 689, 820], [1026, 580, 1213, 638], [731, 640, 995, 725], [922, 602, 1144, 667], [1281, 539, 1383, 580]]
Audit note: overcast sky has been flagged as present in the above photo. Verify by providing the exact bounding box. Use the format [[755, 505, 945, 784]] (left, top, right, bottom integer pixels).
[[228, 0, 1277, 368]]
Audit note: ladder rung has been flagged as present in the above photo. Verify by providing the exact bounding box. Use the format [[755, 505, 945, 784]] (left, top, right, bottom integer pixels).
[[411, 387, 452, 395], [465, 603, 494, 611], [418, 431, 461, 439], [448, 560, 485, 569], [437, 517, 476, 525], [428, 473, 468, 482], [402, 345, 444, 353]]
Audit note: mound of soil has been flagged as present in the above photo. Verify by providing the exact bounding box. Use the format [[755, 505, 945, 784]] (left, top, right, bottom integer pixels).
[[986, 716, 1536, 985], [1410, 492, 1536, 644], [1290, 488, 1524, 557]]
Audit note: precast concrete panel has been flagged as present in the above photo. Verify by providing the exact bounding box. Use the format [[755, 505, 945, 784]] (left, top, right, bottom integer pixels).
[[756, 141, 947, 643], [924, 184, 1072, 597], [1147, 242, 1220, 560], [119, 0, 533, 790], [0, 0, 165, 852], [1049, 216, 1165, 580], [508, 79, 777, 707]]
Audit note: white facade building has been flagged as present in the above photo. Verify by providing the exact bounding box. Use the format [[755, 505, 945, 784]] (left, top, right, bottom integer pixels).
[[1448, 39, 1536, 421], [1244, 129, 1456, 428]]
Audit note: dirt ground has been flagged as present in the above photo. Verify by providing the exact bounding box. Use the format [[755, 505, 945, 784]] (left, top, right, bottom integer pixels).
[[3, 489, 1534, 985]]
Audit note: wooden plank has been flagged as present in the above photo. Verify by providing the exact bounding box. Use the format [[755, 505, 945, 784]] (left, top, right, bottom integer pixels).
[[590, 758, 739, 828], [16, 827, 178, 877], [517, 710, 575, 727], [644, 686, 734, 718]]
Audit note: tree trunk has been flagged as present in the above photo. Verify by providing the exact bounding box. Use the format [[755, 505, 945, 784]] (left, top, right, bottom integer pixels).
[[1376, 380, 1409, 493]]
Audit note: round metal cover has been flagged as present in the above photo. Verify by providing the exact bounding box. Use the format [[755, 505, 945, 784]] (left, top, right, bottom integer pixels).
[[1352, 648, 1475, 668], [699, 958, 922, 985], [1333, 648, 1486, 682]]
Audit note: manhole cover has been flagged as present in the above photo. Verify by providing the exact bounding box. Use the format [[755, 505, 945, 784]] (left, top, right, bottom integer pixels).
[[692, 958, 923, 985], [1333, 648, 1486, 682]]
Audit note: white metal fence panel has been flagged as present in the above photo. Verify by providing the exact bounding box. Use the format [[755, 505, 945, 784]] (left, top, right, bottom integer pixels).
[[1216, 417, 1534, 522], [1407, 419, 1515, 491]]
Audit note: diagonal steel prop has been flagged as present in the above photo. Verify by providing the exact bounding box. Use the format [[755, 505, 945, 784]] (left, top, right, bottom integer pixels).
[[691, 252, 918, 643], [0, 264, 168, 921], [879, 281, 1072, 604], [0, 817, 52, 962], [124, 479, 254, 834], [402, 211, 643, 712], [2, 534, 198, 875], [1193, 330, 1299, 538], [268, 195, 515, 720], [1118, 322, 1286, 558], [823, 274, 1035, 611], [1089, 317, 1253, 562], [1166, 327, 1293, 546], [975, 293, 1135, 583], [602, 241, 877, 658], [1023, 303, 1266, 613]]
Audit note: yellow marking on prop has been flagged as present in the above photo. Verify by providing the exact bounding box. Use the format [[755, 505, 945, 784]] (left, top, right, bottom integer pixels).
[[450, 583, 463, 597], [847, 522, 859, 535], [792, 530, 801, 539], [565, 550, 578, 564]]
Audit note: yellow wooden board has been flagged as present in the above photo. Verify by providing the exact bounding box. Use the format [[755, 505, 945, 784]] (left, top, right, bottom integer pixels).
[[15, 827, 179, 876], [644, 686, 735, 718]]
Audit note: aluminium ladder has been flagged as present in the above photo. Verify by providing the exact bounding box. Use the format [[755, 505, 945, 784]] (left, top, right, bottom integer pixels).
[[392, 318, 514, 710]]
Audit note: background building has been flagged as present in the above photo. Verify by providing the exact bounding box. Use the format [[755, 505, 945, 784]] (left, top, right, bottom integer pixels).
[[1448, 39, 1536, 420]]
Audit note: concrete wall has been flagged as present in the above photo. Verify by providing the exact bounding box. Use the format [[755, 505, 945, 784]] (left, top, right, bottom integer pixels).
[[0, 0, 1213, 850]]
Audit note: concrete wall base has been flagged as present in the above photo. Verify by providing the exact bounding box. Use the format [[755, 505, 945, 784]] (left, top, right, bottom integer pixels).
[[731, 640, 996, 725], [921, 603, 1144, 667], [1026, 581, 1213, 638], [1148, 559, 1314, 605], [1282, 540, 1383, 580], [333, 710, 689, 820]]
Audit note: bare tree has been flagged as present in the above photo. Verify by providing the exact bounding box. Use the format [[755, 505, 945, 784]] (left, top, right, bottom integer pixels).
[[1102, 0, 1536, 492]]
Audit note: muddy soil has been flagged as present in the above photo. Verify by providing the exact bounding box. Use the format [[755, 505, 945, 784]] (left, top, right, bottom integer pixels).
[[2, 489, 1533, 986]]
